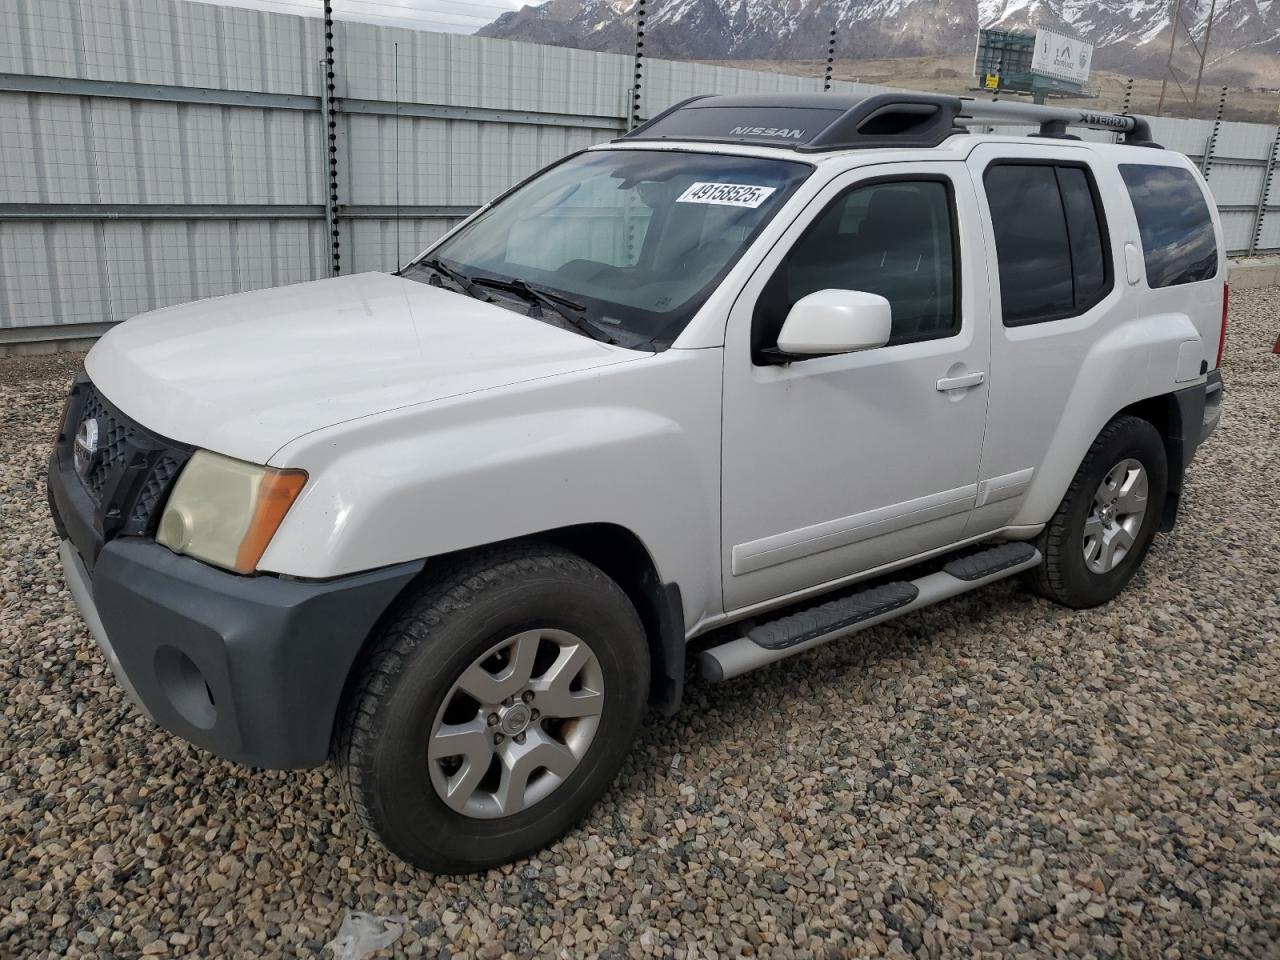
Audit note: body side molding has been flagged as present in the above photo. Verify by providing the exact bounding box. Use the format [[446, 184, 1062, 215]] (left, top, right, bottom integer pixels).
[[731, 483, 978, 576]]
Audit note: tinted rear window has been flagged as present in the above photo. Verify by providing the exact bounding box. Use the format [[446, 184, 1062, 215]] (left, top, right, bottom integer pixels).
[[985, 164, 1075, 324], [1119, 164, 1218, 288], [1057, 166, 1108, 306]]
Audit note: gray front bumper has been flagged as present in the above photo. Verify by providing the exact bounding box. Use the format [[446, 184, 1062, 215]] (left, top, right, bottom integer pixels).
[[58, 539, 154, 721], [55, 536, 422, 769]]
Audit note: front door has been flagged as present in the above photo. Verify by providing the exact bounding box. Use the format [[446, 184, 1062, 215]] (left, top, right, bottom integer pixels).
[[720, 162, 992, 612]]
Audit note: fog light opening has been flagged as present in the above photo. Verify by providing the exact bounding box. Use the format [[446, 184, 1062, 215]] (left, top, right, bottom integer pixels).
[[154, 647, 217, 730]]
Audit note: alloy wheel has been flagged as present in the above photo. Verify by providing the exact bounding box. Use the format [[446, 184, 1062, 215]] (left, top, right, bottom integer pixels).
[[1082, 457, 1149, 574], [427, 629, 604, 819]]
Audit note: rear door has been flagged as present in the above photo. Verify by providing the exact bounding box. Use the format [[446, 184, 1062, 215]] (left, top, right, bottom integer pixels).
[[962, 143, 1132, 536]]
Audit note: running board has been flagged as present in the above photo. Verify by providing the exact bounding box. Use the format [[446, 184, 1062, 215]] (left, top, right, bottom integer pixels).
[[699, 542, 1041, 682]]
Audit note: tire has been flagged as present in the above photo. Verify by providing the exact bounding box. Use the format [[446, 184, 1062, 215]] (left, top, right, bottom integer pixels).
[[336, 543, 649, 873], [1029, 415, 1168, 609]]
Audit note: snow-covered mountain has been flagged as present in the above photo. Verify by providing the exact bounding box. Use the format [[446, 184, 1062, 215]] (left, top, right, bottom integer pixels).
[[477, 0, 1280, 81]]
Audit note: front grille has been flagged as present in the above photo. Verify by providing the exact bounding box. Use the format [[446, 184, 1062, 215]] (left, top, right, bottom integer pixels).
[[63, 378, 191, 537], [131, 455, 181, 524], [77, 385, 135, 500]]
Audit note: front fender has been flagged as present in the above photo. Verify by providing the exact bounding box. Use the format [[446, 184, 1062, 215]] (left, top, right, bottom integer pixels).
[[259, 349, 724, 630]]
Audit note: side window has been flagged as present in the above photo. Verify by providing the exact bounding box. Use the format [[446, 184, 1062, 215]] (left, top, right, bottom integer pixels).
[[753, 179, 958, 360], [1058, 167, 1108, 307], [1119, 164, 1218, 288], [984, 162, 1112, 327]]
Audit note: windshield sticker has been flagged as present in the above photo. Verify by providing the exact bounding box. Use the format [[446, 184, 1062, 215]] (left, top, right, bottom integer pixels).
[[676, 182, 777, 209]]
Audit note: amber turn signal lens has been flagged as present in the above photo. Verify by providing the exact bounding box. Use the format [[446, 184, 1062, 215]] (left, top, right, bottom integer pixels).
[[233, 469, 308, 574]]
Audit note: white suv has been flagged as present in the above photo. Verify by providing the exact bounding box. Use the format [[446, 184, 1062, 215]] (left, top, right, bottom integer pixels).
[[49, 93, 1226, 872]]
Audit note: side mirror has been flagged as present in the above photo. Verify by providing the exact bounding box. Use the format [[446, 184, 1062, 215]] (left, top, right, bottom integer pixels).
[[775, 289, 892, 357]]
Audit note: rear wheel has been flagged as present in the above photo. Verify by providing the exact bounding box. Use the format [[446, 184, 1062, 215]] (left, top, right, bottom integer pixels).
[[1029, 415, 1168, 609], [337, 544, 649, 873]]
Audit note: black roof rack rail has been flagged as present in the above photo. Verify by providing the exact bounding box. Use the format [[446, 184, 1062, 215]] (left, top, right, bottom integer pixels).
[[620, 92, 1161, 151], [622, 93, 965, 151]]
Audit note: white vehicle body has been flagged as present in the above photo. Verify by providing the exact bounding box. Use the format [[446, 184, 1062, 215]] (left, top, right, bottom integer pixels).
[[50, 95, 1227, 862], [84, 132, 1225, 634]]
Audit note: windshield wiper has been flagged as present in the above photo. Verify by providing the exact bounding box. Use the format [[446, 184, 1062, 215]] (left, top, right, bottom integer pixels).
[[410, 257, 494, 304], [470, 276, 617, 344]]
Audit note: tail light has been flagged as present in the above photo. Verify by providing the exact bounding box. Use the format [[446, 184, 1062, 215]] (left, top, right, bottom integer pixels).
[[1215, 282, 1228, 370]]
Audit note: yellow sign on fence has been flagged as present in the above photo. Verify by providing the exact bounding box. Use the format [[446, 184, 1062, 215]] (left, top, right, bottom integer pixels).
[[984, 73, 1000, 90]]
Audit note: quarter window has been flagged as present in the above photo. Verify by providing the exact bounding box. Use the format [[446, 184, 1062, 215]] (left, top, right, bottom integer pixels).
[[984, 162, 1112, 326], [753, 179, 959, 360], [1119, 164, 1218, 288]]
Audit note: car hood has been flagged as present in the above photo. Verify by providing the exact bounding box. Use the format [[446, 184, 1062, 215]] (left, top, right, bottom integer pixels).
[[87, 272, 640, 464]]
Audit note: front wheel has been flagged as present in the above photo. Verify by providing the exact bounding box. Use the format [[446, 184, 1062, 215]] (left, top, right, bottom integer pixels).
[[337, 545, 649, 873], [1029, 415, 1168, 609]]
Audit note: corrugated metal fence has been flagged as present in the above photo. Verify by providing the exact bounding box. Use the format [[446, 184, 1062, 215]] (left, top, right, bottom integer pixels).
[[2, 0, 1278, 347]]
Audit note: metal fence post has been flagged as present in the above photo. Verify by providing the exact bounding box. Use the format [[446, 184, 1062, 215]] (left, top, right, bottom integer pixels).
[[321, 0, 342, 276], [1200, 85, 1227, 178], [823, 29, 836, 92], [628, 0, 646, 130], [1115, 78, 1134, 143], [1248, 133, 1279, 257]]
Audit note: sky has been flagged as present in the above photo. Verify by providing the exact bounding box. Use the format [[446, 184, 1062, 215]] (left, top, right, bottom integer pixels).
[[183, 0, 529, 33]]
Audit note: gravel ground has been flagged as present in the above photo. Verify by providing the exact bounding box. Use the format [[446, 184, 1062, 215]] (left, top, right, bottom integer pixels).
[[2, 290, 1278, 960]]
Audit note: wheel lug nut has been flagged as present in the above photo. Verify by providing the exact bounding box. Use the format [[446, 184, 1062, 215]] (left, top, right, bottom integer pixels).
[[503, 696, 514, 707], [522, 690, 534, 703], [514, 732, 526, 744], [487, 713, 499, 726], [493, 733, 504, 745], [530, 709, 540, 721]]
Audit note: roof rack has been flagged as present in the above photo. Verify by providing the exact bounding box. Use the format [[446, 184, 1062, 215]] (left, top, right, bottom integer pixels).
[[621, 92, 1161, 152], [955, 97, 1160, 147]]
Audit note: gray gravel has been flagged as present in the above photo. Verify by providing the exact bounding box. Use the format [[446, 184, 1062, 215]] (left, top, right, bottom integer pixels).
[[3, 289, 1279, 960]]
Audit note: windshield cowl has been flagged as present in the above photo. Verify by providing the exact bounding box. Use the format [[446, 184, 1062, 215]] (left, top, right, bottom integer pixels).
[[403, 259, 654, 351]]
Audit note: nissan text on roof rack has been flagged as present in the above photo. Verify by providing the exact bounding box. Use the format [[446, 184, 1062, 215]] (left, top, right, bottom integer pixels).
[[49, 93, 1227, 872]]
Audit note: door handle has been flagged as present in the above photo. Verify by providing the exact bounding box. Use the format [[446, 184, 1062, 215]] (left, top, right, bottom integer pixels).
[[936, 371, 986, 392]]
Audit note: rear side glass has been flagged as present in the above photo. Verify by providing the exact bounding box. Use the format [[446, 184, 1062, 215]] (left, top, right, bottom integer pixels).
[[1057, 166, 1108, 308], [984, 165, 1074, 325], [1119, 164, 1218, 287]]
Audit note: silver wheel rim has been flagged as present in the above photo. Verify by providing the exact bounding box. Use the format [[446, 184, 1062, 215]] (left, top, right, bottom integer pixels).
[[428, 629, 604, 819], [1083, 458, 1148, 574]]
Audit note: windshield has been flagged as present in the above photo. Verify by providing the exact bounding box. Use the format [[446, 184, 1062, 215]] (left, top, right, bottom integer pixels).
[[404, 149, 812, 349]]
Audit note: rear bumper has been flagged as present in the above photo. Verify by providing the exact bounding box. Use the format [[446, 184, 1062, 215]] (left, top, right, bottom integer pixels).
[[1200, 369, 1223, 443], [1158, 370, 1223, 532], [55, 535, 422, 769], [1172, 369, 1224, 471]]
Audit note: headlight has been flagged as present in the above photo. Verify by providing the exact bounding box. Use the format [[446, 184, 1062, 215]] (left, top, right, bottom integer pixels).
[[156, 450, 307, 574]]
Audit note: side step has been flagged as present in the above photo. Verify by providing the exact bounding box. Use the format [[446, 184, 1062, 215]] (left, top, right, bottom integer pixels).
[[942, 541, 1039, 581], [748, 581, 919, 651], [700, 542, 1040, 682]]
